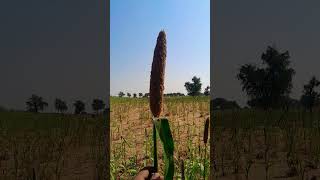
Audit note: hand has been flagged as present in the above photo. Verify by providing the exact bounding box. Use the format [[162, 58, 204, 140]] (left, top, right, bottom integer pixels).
[[134, 166, 164, 180]]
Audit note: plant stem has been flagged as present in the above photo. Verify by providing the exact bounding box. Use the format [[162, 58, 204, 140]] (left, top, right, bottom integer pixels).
[[180, 159, 185, 180], [153, 122, 158, 172], [203, 144, 207, 180]]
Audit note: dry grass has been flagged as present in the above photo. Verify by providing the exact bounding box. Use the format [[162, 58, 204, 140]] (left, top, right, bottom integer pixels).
[[213, 127, 320, 180], [0, 112, 107, 180]]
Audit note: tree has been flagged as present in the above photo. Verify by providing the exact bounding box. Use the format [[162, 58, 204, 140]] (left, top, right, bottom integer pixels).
[[237, 46, 295, 109], [54, 98, 68, 113], [127, 93, 131, 98], [26, 94, 48, 113], [283, 97, 301, 110], [184, 76, 202, 96], [139, 93, 143, 98], [92, 99, 105, 114], [118, 91, 125, 97], [0, 106, 7, 112], [300, 76, 320, 112], [73, 100, 85, 114], [204, 86, 210, 96], [133, 93, 137, 98], [212, 98, 240, 110], [164, 92, 185, 97], [144, 93, 149, 97]]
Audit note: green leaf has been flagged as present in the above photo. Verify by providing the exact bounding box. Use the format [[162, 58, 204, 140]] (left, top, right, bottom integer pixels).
[[153, 118, 174, 180], [127, 169, 137, 175]]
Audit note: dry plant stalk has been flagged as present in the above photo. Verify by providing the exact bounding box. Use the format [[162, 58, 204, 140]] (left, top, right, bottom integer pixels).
[[203, 117, 209, 180], [150, 30, 167, 118], [204, 118, 209, 144]]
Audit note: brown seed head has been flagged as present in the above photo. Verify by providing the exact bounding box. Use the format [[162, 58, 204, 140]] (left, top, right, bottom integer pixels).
[[150, 30, 167, 118]]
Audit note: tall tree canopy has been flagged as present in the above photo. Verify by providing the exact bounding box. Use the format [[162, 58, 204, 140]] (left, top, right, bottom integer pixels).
[[73, 100, 85, 114], [212, 98, 240, 110], [54, 98, 68, 113], [92, 99, 105, 114], [184, 76, 202, 96], [300, 76, 320, 112], [204, 86, 210, 96], [26, 94, 48, 113], [237, 46, 295, 109], [118, 91, 125, 97]]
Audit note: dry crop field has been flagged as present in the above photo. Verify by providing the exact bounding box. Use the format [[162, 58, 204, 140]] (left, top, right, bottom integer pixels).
[[214, 109, 320, 128], [213, 109, 320, 180], [110, 96, 210, 179], [0, 112, 107, 180]]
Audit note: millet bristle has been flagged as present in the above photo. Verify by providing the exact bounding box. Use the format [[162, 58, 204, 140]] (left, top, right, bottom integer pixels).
[[150, 30, 167, 118]]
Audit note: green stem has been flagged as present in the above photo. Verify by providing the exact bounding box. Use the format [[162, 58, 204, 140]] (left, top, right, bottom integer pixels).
[[153, 123, 158, 172]]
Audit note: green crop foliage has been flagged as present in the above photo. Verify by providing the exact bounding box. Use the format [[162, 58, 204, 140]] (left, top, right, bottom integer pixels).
[[153, 118, 174, 179]]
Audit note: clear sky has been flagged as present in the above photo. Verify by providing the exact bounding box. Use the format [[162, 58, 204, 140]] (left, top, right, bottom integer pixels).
[[213, 0, 320, 106], [110, 0, 210, 96], [0, 0, 107, 112]]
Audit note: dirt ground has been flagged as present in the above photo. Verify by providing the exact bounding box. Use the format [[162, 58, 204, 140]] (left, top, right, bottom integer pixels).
[[213, 128, 320, 180]]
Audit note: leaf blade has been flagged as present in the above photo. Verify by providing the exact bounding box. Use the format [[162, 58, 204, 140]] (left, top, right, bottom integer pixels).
[[153, 118, 174, 180]]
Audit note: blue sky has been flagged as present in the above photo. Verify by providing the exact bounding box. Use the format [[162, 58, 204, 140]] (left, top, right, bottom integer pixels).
[[110, 0, 210, 96]]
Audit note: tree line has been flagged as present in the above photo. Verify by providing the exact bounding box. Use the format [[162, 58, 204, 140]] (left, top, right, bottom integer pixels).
[[237, 45, 320, 112], [117, 76, 210, 98], [25, 94, 107, 114]]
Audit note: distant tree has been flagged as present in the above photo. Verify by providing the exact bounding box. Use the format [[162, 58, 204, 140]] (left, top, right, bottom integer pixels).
[[118, 91, 125, 97], [139, 93, 143, 98], [127, 93, 131, 98], [26, 94, 48, 113], [184, 76, 202, 96], [283, 97, 301, 110], [54, 98, 68, 113], [212, 98, 240, 110], [73, 100, 85, 114], [133, 93, 137, 98], [164, 92, 185, 97], [300, 76, 320, 112], [237, 46, 295, 109], [144, 93, 150, 97], [204, 86, 210, 96], [92, 99, 105, 114], [0, 106, 7, 112]]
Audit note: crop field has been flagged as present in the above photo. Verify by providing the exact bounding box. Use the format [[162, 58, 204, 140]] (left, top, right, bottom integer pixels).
[[0, 112, 107, 180], [213, 109, 320, 180], [214, 109, 320, 128], [110, 96, 210, 179]]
